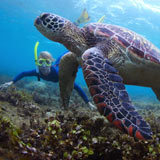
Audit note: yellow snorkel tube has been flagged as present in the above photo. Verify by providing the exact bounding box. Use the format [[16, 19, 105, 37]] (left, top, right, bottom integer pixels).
[[34, 41, 39, 65], [34, 41, 40, 81]]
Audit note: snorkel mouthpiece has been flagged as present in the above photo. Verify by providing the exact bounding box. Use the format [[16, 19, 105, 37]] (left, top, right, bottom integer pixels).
[[39, 65, 51, 76]]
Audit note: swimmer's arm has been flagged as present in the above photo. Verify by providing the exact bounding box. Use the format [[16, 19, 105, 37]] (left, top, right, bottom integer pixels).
[[73, 83, 89, 104], [12, 69, 37, 83]]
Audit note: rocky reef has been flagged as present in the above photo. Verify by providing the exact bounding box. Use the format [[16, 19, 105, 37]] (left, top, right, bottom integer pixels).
[[0, 75, 160, 160]]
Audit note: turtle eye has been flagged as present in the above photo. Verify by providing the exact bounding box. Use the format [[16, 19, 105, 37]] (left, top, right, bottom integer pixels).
[[43, 21, 47, 26]]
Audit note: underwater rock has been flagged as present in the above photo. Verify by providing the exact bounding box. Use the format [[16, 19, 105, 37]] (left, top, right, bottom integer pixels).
[[32, 91, 59, 106], [0, 86, 33, 107], [25, 81, 47, 94], [0, 75, 11, 84], [27, 104, 40, 112]]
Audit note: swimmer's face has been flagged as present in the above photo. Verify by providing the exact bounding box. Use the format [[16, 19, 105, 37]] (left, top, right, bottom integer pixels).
[[39, 65, 51, 76]]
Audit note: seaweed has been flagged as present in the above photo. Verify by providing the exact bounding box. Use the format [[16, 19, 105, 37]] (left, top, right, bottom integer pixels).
[[0, 79, 160, 159], [0, 107, 160, 160]]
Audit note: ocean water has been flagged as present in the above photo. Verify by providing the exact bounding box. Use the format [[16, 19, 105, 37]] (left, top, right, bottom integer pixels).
[[0, 0, 160, 103]]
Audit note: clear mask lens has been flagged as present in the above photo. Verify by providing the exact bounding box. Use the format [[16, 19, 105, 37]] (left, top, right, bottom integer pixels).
[[37, 58, 52, 66]]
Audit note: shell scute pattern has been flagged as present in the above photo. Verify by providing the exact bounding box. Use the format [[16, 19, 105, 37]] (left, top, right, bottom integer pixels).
[[88, 23, 160, 64]]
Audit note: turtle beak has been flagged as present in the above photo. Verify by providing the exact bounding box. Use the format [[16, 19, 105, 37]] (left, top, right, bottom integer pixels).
[[34, 17, 42, 26]]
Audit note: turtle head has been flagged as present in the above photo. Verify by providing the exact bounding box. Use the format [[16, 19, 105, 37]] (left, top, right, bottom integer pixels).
[[34, 13, 69, 42], [34, 13, 87, 55]]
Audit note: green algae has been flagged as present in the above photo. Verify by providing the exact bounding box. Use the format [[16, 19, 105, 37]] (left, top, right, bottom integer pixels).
[[0, 86, 160, 159], [0, 86, 33, 106], [0, 109, 160, 160]]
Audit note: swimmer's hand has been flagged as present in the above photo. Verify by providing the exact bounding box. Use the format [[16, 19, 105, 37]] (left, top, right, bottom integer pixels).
[[0, 81, 13, 90], [87, 101, 96, 110]]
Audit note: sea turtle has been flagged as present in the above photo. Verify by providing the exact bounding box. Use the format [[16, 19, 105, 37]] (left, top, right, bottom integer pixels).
[[34, 13, 160, 140]]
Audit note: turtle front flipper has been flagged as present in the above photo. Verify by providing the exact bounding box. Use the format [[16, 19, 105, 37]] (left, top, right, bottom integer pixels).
[[59, 52, 79, 108], [82, 47, 152, 140]]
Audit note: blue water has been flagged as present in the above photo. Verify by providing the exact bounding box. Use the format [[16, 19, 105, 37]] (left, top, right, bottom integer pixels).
[[0, 0, 160, 103]]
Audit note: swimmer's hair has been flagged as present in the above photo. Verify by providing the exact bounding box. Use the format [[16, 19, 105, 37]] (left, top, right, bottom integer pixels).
[[39, 51, 54, 61]]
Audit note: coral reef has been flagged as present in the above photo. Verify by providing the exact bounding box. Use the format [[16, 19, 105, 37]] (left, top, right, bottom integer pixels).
[[0, 101, 160, 159], [0, 75, 160, 159], [0, 86, 33, 107]]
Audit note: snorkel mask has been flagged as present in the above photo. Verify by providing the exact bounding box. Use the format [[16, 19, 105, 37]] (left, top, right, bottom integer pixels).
[[37, 58, 52, 67], [37, 58, 52, 76], [34, 41, 53, 77]]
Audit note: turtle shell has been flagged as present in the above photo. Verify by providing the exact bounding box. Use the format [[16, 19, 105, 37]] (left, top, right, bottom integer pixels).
[[84, 23, 160, 64]]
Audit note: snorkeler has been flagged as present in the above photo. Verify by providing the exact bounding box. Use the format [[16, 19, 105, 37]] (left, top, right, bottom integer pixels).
[[0, 50, 96, 109], [0, 9, 96, 109]]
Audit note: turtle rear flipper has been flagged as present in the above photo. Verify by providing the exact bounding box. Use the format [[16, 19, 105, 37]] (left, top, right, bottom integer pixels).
[[82, 47, 152, 140], [59, 52, 79, 108], [152, 87, 160, 101]]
